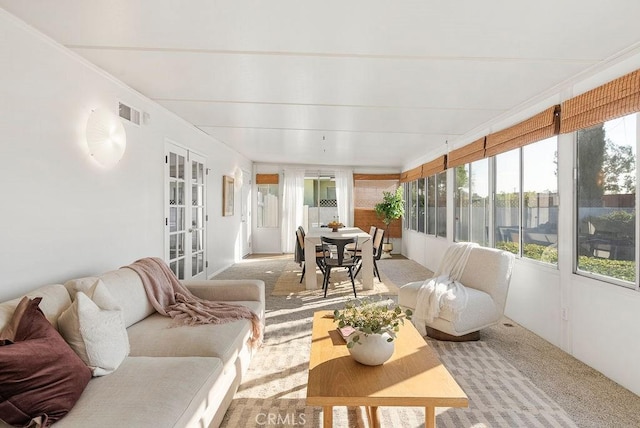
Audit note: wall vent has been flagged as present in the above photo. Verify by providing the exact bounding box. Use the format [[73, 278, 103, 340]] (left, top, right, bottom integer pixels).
[[118, 102, 141, 125]]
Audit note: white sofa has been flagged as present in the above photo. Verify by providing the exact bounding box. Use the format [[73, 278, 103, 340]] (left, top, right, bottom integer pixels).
[[398, 246, 514, 340], [0, 266, 265, 428]]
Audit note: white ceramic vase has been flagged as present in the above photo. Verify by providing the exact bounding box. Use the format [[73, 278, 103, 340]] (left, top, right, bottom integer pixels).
[[347, 331, 395, 366]]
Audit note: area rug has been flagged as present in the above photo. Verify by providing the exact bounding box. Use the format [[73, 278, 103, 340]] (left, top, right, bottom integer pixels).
[[271, 261, 400, 297], [219, 257, 579, 428]]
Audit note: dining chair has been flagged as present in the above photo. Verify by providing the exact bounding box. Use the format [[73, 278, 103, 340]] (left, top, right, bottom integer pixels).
[[320, 236, 359, 298], [295, 228, 325, 283], [346, 225, 376, 252], [353, 228, 385, 281]]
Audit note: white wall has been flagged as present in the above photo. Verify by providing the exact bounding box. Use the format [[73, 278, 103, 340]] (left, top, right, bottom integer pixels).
[[402, 50, 640, 395], [0, 10, 250, 300]]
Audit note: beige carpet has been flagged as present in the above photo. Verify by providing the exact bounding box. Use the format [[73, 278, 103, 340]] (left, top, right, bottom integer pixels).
[[271, 261, 399, 297], [214, 255, 640, 428]]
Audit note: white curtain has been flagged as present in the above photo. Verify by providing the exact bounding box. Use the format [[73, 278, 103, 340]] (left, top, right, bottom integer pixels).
[[281, 168, 305, 253], [335, 169, 354, 227]]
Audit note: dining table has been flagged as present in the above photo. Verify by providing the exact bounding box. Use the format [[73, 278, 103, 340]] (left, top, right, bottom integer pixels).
[[304, 226, 373, 291]]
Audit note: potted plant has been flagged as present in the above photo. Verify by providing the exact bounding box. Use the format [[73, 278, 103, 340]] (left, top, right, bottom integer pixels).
[[334, 298, 412, 366], [374, 186, 405, 258]]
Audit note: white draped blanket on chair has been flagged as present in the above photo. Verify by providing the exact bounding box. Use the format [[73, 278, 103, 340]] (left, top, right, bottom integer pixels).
[[413, 243, 477, 336]]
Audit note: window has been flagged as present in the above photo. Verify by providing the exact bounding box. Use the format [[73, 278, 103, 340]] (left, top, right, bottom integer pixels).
[[491, 138, 558, 264], [576, 114, 636, 285], [495, 149, 521, 255], [257, 184, 278, 228], [402, 182, 409, 229], [455, 164, 470, 242], [410, 180, 418, 231], [427, 175, 436, 234], [523, 137, 558, 264], [456, 160, 489, 245], [304, 175, 337, 227], [436, 171, 447, 237], [417, 178, 426, 233], [470, 159, 490, 246]]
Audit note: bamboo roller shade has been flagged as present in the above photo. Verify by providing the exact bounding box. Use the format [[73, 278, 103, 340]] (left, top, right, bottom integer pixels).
[[400, 68, 640, 181], [400, 165, 422, 183], [485, 105, 560, 157], [420, 155, 447, 178], [353, 173, 401, 181], [447, 137, 486, 168], [255, 173, 279, 184], [561, 68, 640, 133]]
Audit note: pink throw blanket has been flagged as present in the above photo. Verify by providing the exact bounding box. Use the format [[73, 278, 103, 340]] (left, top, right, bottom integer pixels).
[[124, 257, 262, 348]]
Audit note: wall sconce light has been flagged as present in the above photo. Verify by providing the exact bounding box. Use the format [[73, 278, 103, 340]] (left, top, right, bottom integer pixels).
[[234, 167, 244, 188], [85, 108, 126, 168]]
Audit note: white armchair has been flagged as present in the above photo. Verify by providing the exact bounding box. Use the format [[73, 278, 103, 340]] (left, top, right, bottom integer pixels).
[[398, 246, 515, 341]]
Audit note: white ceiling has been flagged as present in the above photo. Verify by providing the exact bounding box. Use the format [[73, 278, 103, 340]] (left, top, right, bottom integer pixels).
[[3, 1, 640, 168]]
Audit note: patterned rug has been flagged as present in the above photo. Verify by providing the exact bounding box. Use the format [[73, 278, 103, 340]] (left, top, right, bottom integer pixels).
[[219, 258, 578, 428], [271, 262, 399, 297]]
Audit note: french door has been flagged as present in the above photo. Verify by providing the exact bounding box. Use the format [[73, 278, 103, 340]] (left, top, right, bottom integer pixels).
[[165, 143, 207, 280]]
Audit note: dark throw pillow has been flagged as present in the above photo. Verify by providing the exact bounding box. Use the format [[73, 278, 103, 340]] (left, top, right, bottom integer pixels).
[[0, 297, 92, 427]]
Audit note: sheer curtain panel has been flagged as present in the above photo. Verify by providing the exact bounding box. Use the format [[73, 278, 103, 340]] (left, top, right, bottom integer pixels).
[[335, 169, 354, 227], [281, 168, 305, 253]]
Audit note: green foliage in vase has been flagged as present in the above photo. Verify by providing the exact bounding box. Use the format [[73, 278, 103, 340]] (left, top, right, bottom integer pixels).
[[334, 298, 412, 349]]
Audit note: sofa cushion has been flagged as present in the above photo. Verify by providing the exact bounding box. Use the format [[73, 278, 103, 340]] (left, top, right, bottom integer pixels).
[[65, 268, 155, 328], [0, 297, 91, 427], [53, 356, 228, 428], [0, 295, 30, 342], [0, 284, 71, 331], [127, 300, 261, 367], [58, 280, 130, 376]]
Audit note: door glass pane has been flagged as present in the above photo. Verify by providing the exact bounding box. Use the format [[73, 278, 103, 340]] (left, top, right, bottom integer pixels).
[[192, 230, 203, 252], [257, 184, 279, 228], [170, 182, 177, 205], [176, 182, 184, 205], [577, 115, 636, 284], [176, 233, 185, 257], [495, 149, 521, 256], [177, 155, 185, 179], [192, 207, 201, 229], [523, 137, 558, 264], [170, 153, 177, 178], [170, 207, 177, 232], [170, 234, 177, 259], [192, 254, 198, 276], [176, 208, 185, 231]]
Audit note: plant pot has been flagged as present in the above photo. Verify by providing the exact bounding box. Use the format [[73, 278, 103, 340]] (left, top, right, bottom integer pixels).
[[381, 243, 393, 259], [347, 331, 395, 366]]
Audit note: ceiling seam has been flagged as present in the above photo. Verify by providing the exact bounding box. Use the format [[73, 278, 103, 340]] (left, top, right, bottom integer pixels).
[[65, 44, 598, 64]]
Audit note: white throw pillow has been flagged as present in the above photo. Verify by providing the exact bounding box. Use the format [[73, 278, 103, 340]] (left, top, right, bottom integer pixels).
[[58, 279, 130, 376]]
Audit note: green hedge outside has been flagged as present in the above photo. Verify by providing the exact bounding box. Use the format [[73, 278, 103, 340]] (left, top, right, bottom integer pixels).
[[495, 242, 635, 282]]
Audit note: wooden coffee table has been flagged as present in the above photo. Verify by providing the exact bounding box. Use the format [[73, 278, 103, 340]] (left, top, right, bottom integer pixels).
[[306, 311, 468, 428]]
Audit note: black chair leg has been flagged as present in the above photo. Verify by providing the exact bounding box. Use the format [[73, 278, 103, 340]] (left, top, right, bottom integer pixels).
[[348, 267, 357, 297], [373, 259, 381, 281], [323, 267, 331, 298], [300, 263, 305, 283], [353, 259, 362, 278]]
